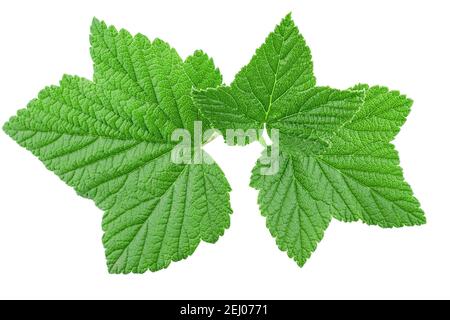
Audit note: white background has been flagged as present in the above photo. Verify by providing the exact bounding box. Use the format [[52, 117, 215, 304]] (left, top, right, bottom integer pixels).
[[0, 0, 449, 300]]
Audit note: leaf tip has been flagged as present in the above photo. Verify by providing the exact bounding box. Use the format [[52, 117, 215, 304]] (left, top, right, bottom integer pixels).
[[279, 12, 295, 29], [91, 17, 100, 25], [192, 49, 206, 57], [404, 95, 414, 108], [90, 17, 104, 32], [351, 83, 370, 92], [2, 120, 12, 137], [296, 259, 307, 268], [414, 210, 427, 226]]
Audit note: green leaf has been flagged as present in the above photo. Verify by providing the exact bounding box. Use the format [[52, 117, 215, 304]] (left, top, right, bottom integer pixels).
[[316, 85, 425, 226], [197, 14, 425, 267], [193, 14, 363, 152], [250, 148, 331, 266], [193, 13, 315, 135], [251, 86, 425, 266], [3, 19, 231, 273]]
